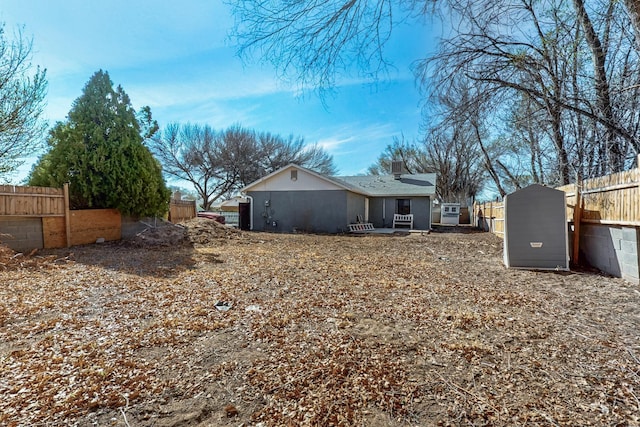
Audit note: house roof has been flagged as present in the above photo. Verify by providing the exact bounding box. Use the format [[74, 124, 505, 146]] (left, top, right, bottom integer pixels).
[[334, 174, 436, 197], [240, 164, 353, 193], [241, 164, 436, 197]]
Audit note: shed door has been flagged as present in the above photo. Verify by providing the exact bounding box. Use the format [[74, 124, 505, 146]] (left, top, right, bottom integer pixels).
[[505, 188, 568, 269]]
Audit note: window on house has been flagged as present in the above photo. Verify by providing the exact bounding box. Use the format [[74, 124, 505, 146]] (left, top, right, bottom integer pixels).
[[290, 170, 298, 181], [396, 199, 411, 215]]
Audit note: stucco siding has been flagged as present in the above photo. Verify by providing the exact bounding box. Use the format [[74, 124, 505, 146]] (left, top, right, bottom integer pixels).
[[411, 197, 432, 230], [346, 192, 366, 224], [248, 190, 349, 233], [368, 197, 431, 229], [368, 198, 385, 228]]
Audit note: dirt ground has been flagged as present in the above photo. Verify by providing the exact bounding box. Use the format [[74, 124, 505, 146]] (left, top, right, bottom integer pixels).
[[1, 219, 639, 426]]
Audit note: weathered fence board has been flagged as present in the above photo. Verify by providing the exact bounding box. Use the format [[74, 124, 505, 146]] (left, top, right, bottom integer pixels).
[[42, 217, 67, 249], [474, 201, 505, 236], [475, 165, 640, 239], [0, 185, 121, 250], [169, 199, 197, 223], [558, 168, 640, 226], [0, 185, 65, 216], [68, 209, 121, 246]]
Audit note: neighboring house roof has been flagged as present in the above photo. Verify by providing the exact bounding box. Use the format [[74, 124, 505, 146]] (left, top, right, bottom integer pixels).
[[211, 196, 249, 211], [241, 164, 436, 197], [220, 196, 249, 207]]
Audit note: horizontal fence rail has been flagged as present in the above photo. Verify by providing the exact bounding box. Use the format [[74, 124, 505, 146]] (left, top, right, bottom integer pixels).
[[474, 201, 505, 236], [558, 167, 640, 227], [0, 185, 66, 217], [168, 199, 197, 223], [0, 184, 201, 250], [474, 163, 640, 238]]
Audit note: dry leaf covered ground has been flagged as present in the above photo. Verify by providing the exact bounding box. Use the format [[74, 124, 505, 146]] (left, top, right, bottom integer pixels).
[[1, 220, 640, 426]]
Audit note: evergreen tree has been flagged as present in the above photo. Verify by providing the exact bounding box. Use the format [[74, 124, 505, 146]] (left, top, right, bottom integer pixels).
[[29, 70, 169, 217]]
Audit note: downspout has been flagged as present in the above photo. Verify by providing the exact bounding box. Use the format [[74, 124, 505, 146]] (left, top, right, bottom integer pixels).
[[382, 198, 386, 227]]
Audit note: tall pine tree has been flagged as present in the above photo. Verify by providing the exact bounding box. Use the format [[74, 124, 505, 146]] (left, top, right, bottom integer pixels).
[[29, 70, 170, 217]]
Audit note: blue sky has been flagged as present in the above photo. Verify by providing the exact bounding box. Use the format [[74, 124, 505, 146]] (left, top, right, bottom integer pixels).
[[2, 0, 434, 184]]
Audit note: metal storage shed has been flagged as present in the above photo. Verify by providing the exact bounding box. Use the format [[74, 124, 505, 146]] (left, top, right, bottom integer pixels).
[[503, 184, 569, 270]]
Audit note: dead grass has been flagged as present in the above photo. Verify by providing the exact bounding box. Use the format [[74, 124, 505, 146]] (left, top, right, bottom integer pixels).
[[1, 224, 639, 426]]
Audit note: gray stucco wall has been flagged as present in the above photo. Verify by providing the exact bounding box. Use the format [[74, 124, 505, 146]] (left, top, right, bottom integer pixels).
[[368, 198, 385, 228], [346, 192, 366, 224], [576, 224, 639, 284], [248, 190, 350, 233], [409, 197, 431, 230], [0, 217, 44, 252], [368, 197, 431, 229]]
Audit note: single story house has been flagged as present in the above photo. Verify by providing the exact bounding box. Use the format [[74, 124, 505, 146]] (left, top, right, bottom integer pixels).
[[240, 164, 436, 233]]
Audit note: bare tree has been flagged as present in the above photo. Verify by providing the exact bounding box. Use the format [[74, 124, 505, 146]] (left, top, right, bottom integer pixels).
[[229, 0, 640, 193], [149, 123, 337, 209], [0, 24, 47, 179], [419, 1, 577, 183], [255, 132, 337, 180], [149, 123, 232, 210], [368, 131, 484, 202], [227, 0, 401, 93], [624, 0, 640, 53], [572, 0, 623, 173], [367, 135, 430, 176], [426, 127, 485, 202]]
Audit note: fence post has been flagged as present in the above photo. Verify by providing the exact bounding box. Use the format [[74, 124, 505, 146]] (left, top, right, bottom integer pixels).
[[63, 183, 71, 247], [489, 201, 493, 232], [572, 183, 581, 264]]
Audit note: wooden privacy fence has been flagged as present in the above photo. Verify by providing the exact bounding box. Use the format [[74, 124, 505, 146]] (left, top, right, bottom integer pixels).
[[0, 184, 200, 251], [0, 184, 67, 217], [557, 167, 640, 227], [474, 201, 505, 236], [168, 198, 197, 223], [0, 183, 72, 248], [0, 184, 122, 250], [474, 162, 640, 237]]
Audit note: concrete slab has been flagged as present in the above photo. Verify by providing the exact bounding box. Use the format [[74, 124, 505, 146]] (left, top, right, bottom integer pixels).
[[350, 228, 427, 235]]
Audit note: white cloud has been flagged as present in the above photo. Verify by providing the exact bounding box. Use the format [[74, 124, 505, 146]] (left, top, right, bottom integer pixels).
[[312, 123, 396, 151], [1, 0, 430, 182], [316, 136, 355, 151]]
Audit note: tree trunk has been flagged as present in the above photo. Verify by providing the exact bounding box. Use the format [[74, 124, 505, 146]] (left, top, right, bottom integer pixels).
[[472, 121, 506, 197], [572, 0, 623, 173], [549, 103, 571, 185]]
